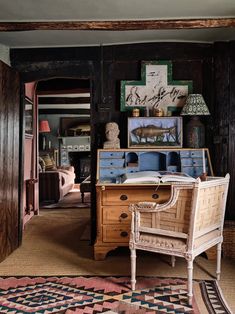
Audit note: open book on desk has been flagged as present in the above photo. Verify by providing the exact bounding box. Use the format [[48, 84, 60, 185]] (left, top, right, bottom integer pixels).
[[120, 170, 197, 184]]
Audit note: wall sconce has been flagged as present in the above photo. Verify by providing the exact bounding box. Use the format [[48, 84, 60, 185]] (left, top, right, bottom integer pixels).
[[181, 94, 210, 148], [39, 120, 50, 150]]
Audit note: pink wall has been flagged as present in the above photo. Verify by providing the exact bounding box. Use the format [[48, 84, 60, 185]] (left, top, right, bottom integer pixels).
[[25, 82, 36, 100]]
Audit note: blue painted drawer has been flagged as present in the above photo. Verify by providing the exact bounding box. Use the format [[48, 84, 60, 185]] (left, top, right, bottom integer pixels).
[[100, 151, 124, 158], [99, 167, 125, 178], [192, 158, 204, 166], [190, 150, 203, 158], [180, 158, 193, 166], [180, 150, 203, 158], [126, 167, 139, 173], [100, 159, 125, 167], [180, 150, 191, 157]]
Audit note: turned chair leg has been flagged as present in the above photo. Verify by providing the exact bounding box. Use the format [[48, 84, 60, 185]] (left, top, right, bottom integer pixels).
[[171, 255, 176, 267], [216, 242, 222, 281], [130, 248, 136, 290], [187, 259, 193, 305]]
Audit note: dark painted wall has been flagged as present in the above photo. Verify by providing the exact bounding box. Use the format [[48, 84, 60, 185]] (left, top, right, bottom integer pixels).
[[10, 41, 235, 225]]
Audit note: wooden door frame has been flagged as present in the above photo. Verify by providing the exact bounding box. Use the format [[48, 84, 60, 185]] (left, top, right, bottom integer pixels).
[[22, 76, 93, 225]]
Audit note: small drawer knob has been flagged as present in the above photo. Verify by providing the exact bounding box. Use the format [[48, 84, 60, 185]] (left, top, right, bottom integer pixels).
[[120, 213, 128, 219], [152, 193, 159, 199], [120, 231, 128, 237], [120, 194, 128, 201]]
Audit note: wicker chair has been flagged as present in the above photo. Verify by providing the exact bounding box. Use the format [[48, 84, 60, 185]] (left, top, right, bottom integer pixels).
[[129, 175, 230, 305]]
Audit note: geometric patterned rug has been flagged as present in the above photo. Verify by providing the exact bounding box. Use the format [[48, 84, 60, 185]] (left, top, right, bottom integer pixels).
[[0, 276, 232, 314]]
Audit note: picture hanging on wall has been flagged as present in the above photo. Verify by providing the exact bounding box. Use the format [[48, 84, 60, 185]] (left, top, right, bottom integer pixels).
[[128, 117, 183, 148], [120, 60, 193, 115], [25, 97, 33, 134]]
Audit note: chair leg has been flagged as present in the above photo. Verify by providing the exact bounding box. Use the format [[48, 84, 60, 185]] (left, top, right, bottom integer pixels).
[[130, 248, 136, 290], [171, 255, 176, 267], [216, 242, 222, 281], [81, 192, 84, 203], [187, 259, 193, 305]]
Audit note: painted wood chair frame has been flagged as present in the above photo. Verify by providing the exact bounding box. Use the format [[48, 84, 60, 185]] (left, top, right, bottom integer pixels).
[[129, 174, 230, 305]]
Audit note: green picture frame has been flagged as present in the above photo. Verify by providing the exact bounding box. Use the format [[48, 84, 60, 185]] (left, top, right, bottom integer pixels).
[[120, 60, 193, 114]]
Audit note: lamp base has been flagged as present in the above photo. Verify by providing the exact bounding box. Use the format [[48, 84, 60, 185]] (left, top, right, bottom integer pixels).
[[39, 134, 47, 151], [185, 116, 205, 148]]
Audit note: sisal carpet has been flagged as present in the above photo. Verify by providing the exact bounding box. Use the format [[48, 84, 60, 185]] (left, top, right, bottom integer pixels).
[[0, 276, 231, 314], [40, 190, 90, 209]]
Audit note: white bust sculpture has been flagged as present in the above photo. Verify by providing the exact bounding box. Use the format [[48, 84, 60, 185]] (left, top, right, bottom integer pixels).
[[103, 122, 120, 149]]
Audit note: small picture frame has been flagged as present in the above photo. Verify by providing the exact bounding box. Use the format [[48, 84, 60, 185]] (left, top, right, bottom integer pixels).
[[25, 97, 33, 134], [128, 117, 183, 148]]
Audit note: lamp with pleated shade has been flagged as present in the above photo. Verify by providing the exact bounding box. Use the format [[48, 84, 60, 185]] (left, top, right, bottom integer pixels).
[[39, 120, 50, 150], [39, 120, 50, 133], [181, 94, 210, 148]]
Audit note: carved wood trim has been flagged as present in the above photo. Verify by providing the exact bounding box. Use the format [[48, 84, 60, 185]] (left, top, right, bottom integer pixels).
[[1, 18, 235, 31]]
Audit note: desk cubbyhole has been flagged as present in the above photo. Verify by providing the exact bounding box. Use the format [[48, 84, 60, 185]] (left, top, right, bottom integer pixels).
[[166, 151, 181, 172], [126, 152, 139, 168], [139, 152, 166, 171]]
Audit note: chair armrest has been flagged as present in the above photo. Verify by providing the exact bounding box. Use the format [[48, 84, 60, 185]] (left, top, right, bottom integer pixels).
[[130, 183, 194, 213]]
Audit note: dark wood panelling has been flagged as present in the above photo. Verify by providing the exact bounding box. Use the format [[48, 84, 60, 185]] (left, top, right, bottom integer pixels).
[[11, 47, 100, 63], [227, 42, 235, 219], [9, 41, 235, 226], [212, 43, 230, 176], [0, 61, 21, 261], [110, 43, 212, 61], [39, 97, 90, 105]]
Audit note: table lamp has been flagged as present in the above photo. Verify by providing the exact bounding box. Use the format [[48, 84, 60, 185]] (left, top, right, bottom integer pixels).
[[180, 94, 210, 148], [39, 120, 50, 150]]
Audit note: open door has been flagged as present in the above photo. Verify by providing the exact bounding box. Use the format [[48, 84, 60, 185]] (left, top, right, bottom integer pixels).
[[0, 60, 22, 262]]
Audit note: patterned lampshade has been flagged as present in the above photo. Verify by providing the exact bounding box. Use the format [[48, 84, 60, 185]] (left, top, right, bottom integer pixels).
[[181, 94, 210, 116], [39, 120, 50, 133]]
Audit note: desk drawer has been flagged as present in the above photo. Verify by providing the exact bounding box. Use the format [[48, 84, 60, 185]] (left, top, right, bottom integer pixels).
[[100, 151, 124, 158], [102, 187, 171, 205], [100, 159, 125, 167], [103, 206, 131, 224], [103, 226, 130, 243]]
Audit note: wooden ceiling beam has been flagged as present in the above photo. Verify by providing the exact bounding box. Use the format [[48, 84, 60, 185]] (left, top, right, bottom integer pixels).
[[0, 18, 235, 31]]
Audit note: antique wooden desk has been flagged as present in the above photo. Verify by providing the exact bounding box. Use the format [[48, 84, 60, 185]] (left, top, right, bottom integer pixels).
[[94, 148, 213, 260]]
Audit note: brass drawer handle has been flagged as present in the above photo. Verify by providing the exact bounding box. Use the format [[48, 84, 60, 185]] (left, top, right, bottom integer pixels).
[[152, 193, 159, 199], [120, 194, 128, 201], [120, 213, 128, 219], [120, 231, 128, 237]]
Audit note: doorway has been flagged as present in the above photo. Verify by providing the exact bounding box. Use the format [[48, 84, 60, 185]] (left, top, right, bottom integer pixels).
[[23, 77, 92, 250], [37, 78, 91, 206]]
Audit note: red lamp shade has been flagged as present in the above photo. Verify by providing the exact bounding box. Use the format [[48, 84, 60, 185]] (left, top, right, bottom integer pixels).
[[39, 120, 50, 133]]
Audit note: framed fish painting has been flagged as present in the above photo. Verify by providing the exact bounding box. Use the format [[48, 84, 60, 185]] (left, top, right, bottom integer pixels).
[[128, 117, 183, 148]]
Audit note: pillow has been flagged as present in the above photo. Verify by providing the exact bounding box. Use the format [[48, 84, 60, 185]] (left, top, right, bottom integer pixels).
[[38, 156, 46, 172], [40, 154, 56, 171]]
